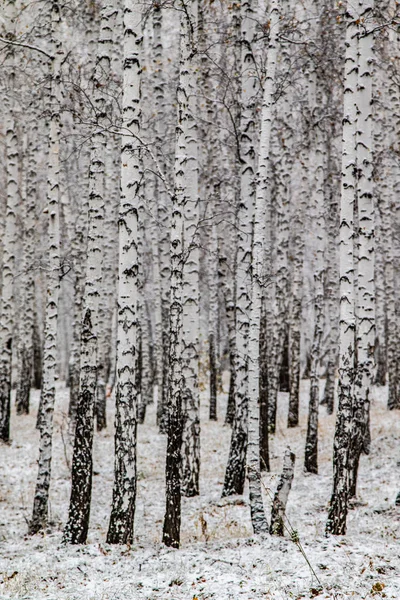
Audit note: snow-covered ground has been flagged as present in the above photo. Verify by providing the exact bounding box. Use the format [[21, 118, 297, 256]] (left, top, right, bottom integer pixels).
[[0, 379, 399, 599]]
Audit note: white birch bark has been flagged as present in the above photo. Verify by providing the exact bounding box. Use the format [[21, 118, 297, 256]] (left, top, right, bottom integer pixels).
[[305, 73, 326, 475], [267, 35, 293, 435], [223, 0, 257, 497], [374, 204, 386, 386], [349, 1, 375, 496], [30, 0, 62, 533], [152, 5, 171, 433], [106, 0, 141, 545], [96, 134, 119, 430], [15, 128, 36, 415], [67, 173, 88, 426], [180, 0, 200, 499], [381, 20, 399, 409], [326, 1, 358, 535], [288, 157, 307, 428], [247, 0, 279, 535], [267, 138, 290, 434], [163, 0, 198, 545], [0, 0, 17, 442], [321, 117, 339, 414]]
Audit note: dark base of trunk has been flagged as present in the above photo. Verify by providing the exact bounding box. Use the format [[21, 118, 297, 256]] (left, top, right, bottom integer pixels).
[[68, 361, 80, 423], [209, 334, 217, 421], [302, 350, 312, 380], [33, 321, 43, 390], [16, 346, 32, 415], [162, 410, 183, 548], [374, 337, 386, 386], [107, 503, 135, 544], [321, 364, 335, 414], [107, 403, 137, 545], [259, 359, 269, 472], [287, 392, 299, 428], [269, 517, 284, 536], [222, 425, 246, 496], [137, 397, 146, 424], [268, 392, 277, 434], [224, 368, 235, 426], [348, 455, 360, 499], [0, 392, 11, 442], [0, 351, 12, 442], [304, 447, 318, 474], [181, 416, 200, 497], [279, 329, 290, 392], [326, 492, 348, 535], [63, 386, 95, 545], [29, 495, 48, 535], [96, 380, 107, 431], [362, 407, 371, 455]]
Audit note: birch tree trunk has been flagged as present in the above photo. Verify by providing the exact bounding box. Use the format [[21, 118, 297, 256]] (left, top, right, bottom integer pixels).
[[180, 0, 200, 498], [268, 141, 291, 434], [384, 25, 400, 409], [153, 4, 171, 435], [0, 0, 17, 442], [64, 0, 116, 544], [305, 80, 326, 474], [15, 128, 36, 415], [270, 448, 295, 536], [326, 2, 358, 535], [67, 189, 87, 426], [106, 0, 141, 545], [208, 222, 219, 421], [162, 0, 198, 545], [259, 302, 270, 471], [29, 0, 62, 533], [381, 188, 398, 408], [96, 137, 119, 431], [321, 119, 339, 414], [222, 0, 256, 497], [247, 0, 279, 534], [288, 157, 307, 428], [349, 4, 375, 497]]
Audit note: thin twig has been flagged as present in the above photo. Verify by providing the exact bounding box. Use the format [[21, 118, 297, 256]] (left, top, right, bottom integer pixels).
[[0, 36, 53, 59]]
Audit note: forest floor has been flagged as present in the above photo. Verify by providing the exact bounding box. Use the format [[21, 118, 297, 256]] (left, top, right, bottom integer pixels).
[[0, 377, 399, 600]]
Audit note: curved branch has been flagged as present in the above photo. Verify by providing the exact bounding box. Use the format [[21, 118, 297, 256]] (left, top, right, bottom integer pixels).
[[0, 36, 53, 60]]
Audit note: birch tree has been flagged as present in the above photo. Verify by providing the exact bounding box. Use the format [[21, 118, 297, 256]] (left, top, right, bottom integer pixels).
[[305, 74, 326, 475], [179, 0, 200, 498], [223, 0, 256, 497], [64, 0, 117, 544], [0, 0, 17, 442], [30, 0, 62, 534], [349, 0, 374, 497], [162, 0, 200, 546], [106, 0, 142, 544], [247, 0, 279, 534], [209, 224, 219, 422], [326, 1, 359, 535], [15, 126, 36, 415], [153, 4, 171, 435]]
